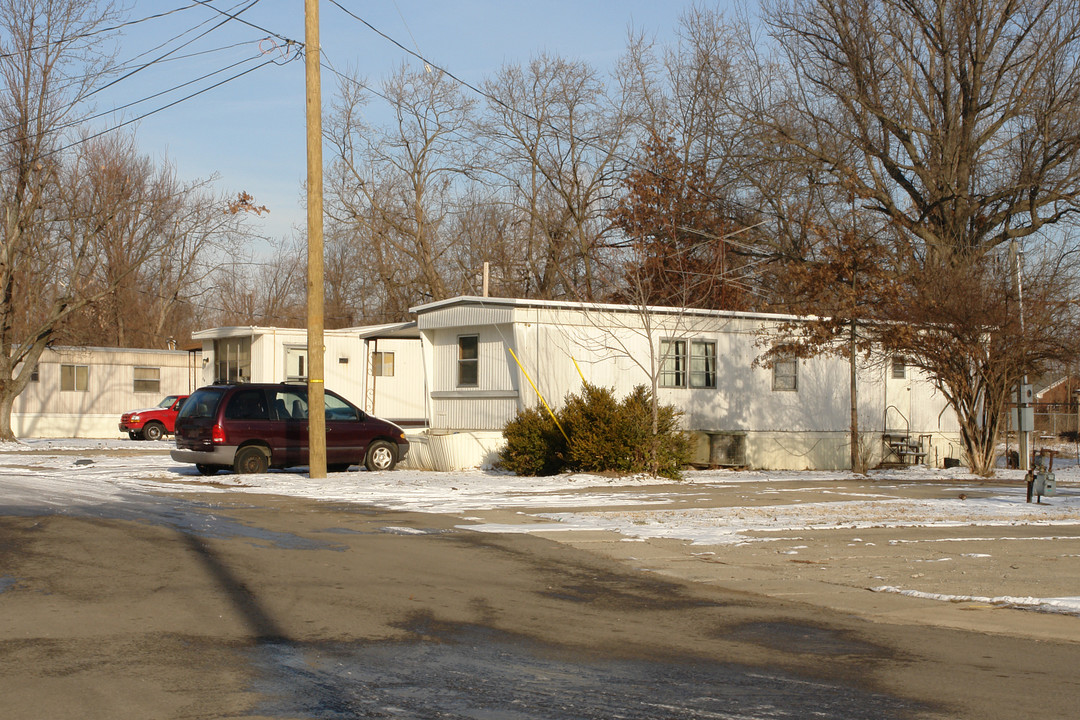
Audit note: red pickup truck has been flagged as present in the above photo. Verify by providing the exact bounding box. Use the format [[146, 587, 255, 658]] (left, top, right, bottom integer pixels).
[[119, 395, 189, 441]]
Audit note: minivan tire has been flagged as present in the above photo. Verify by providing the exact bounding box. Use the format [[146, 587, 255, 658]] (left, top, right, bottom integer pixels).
[[365, 440, 397, 471], [234, 446, 270, 474]]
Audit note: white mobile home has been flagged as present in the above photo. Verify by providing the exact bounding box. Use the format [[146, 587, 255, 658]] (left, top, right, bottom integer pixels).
[[410, 296, 963, 471], [13, 345, 200, 438], [191, 323, 425, 426]]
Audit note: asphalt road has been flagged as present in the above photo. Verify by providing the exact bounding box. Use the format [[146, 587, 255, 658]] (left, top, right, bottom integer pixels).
[[1, 475, 1078, 718]]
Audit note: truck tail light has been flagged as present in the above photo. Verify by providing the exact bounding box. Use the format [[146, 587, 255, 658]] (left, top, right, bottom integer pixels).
[[211, 424, 226, 445]]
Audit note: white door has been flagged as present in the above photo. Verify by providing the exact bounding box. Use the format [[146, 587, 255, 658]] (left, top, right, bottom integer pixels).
[[285, 346, 308, 382]]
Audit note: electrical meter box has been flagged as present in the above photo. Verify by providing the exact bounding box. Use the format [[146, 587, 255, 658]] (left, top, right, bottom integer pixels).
[[1034, 472, 1057, 497]]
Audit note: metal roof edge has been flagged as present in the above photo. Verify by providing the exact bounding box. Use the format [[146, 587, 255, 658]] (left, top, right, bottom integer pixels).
[[409, 295, 808, 323]]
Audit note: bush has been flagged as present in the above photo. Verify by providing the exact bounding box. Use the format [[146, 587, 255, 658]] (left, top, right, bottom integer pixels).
[[562, 384, 635, 473], [500, 405, 565, 476], [500, 383, 691, 479]]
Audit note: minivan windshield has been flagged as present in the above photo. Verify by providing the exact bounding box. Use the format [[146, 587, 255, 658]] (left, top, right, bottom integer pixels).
[[178, 388, 226, 420]]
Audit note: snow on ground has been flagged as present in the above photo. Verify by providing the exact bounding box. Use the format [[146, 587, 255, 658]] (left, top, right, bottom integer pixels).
[[3, 437, 1080, 616]]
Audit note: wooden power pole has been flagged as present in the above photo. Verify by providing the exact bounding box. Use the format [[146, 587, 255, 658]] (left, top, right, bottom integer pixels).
[[305, 0, 326, 478]]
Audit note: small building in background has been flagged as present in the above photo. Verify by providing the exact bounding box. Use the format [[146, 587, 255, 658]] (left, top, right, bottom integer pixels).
[[189, 323, 426, 428], [13, 345, 200, 438]]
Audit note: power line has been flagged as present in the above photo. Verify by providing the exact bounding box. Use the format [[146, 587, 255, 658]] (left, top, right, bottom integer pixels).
[[324, 1, 768, 227], [0, 53, 297, 177], [84, 0, 266, 102], [0, 3, 213, 61]]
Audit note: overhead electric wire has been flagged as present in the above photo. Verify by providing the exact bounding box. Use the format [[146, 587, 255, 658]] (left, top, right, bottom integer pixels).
[[85, 0, 266, 101], [0, 0, 303, 174], [191, 0, 298, 47], [324, 0, 769, 231], [0, 53, 296, 177], [0, 3, 212, 61], [0, 41, 275, 151]]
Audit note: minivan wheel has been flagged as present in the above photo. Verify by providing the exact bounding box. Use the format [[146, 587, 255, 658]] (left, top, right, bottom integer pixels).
[[364, 440, 397, 471], [234, 446, 269, 474], [196, 464, 220, 476], [143, 422, 165, 441]]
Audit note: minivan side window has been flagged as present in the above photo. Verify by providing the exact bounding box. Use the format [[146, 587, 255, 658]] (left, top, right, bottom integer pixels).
[[274, 389, 308, 420], [325, 393, 360, 421], [225, 389, 269, 420]]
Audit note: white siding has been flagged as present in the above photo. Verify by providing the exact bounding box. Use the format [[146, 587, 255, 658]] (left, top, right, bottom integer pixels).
[[426, 325, 519, 431], [193, 326, 426, 424], [13, 346, 200, 438], [411, 297, 964, 470]]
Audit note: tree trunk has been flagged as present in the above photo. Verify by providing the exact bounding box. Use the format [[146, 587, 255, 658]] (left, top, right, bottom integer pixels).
[[0, 384, 17, 441]]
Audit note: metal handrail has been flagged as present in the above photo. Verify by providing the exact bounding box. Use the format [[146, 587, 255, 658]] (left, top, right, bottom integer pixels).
[[883, 404, 910, 437]]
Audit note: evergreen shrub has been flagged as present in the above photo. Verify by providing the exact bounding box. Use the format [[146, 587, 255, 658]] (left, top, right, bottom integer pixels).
[[500, 382, 691, 479], [500, 405, 565, 476]]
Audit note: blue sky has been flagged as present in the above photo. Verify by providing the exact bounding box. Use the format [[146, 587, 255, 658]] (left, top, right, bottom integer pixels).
[[101, 1, 703, 247]]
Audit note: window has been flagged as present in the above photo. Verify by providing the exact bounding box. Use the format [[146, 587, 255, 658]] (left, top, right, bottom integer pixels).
[[458, 335, 479, 387], [772, 358, 798, 391], [324, 393, 359, 422], [273, 389, 307, 420], [133, 366, 161, 393], [659, 340, 687, 387], [891, 356, 907, 379], [60, 364, 89, 392], [689, 341, 717, 389], [214, 337, 251, 383], [224, 389, 269, 420], [285, 346, 307, 382], [372, 351, 395, 377]]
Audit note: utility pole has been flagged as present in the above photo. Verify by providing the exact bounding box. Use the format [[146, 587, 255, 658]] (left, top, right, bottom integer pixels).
[[1010, 239, 1030, 471], [305, 0, 326, 478]]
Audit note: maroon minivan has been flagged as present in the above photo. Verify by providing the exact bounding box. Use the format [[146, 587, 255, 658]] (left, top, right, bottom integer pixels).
[[171, 383, 409, 475]]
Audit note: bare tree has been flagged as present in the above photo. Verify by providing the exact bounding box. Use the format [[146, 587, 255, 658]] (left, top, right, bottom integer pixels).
[[326, 63, 476, 316], [0, 0, 125, 440], [479, 53, 632, 300], [740, 0, 1080, 473], [207, 237, 305, 328]]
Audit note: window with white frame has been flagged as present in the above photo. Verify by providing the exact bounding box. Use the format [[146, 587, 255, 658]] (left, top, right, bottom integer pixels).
[[133, 366, 160, 393], [61, 364, 89, 392], [659, 339, 687, 387], [689, 340, 717, 388], [458, 335, 479, 387], [372, 351, 395, 377], [772, 357, 798, 391], [891, 356, 907, 379]]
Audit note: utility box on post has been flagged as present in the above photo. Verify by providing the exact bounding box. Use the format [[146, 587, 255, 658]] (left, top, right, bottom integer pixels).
[[1034, 471, 1057, 499], [1011, 384, 1035, 431], [1027, 450, 1058, 503]]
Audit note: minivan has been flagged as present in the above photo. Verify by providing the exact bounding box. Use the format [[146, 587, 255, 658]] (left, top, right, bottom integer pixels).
[[171, 383, 409, 475]]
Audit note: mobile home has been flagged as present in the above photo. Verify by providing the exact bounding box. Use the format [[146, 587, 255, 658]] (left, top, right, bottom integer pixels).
[[190, 323, 425, 427], [410, 296, 963, 471], [13, 345, 200, 438]]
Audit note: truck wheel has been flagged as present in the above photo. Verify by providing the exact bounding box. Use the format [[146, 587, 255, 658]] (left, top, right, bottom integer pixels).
[[364, 440, 397, 471], [143, 422, 165, 441], [234, 446, 269, 474], [128, 431, 140, 440]]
